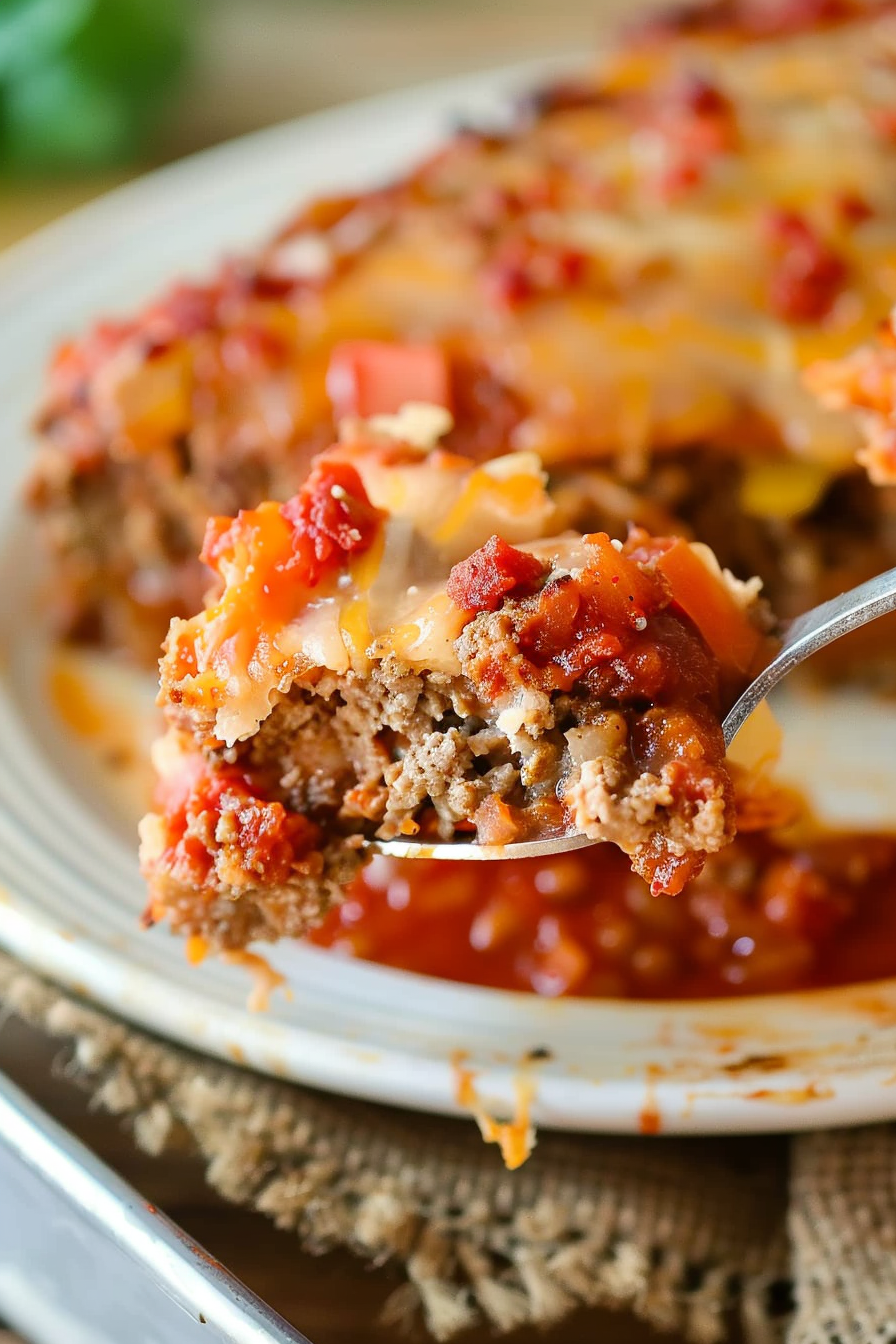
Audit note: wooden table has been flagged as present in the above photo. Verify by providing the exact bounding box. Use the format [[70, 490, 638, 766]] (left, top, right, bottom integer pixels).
[[0, 3, 682, 1338]]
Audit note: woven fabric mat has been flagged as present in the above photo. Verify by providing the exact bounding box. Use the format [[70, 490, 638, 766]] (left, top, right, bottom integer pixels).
[[2, 951, 895, 1343]]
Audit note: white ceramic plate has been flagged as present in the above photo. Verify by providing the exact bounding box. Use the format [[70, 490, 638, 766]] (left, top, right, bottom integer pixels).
[[3, 64, 896, 1139]]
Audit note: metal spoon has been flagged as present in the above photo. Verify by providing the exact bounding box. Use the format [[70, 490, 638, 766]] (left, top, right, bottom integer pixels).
[[370, 564, 896, 862]]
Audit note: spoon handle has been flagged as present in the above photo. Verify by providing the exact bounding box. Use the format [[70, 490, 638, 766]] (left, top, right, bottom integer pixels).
[[722, 564, 896, 748]]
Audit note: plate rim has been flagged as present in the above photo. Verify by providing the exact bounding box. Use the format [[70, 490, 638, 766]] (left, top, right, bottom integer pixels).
[[2, 60, 896, 1139]]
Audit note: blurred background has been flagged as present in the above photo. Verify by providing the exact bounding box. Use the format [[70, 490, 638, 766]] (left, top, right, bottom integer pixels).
[[0, 0, 630, 250]]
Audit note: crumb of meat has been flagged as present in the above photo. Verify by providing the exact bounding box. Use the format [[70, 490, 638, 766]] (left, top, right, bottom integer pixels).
[[243, 694, 358, 814], [566, 755, 732, 869], [147, 652, 529, 949], [146, 850, 362, 949], [455, 609, 522, 692], [382, 728, 519, 839], [139, 811, 361, 949]]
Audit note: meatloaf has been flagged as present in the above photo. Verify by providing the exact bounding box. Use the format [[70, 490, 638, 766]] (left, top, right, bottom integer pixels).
[[139, 412, 773, 951], [26, 0, 896, 662]]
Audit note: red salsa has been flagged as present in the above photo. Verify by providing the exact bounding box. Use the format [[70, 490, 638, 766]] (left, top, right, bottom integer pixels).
[[309, 834, 896, 999]]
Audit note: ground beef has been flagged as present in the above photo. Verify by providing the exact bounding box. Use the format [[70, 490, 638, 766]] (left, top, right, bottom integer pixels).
[[139, 755, 363, 949], [147, 842, 362, 949], [455, 594, 734, 894], [232, 664, 523, 842]]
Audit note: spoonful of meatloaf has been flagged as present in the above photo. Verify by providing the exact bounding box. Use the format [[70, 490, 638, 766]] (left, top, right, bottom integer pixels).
[[140, 407, 784, 955]]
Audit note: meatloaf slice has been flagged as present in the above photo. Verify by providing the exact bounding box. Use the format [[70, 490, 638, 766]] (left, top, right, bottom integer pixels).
[[139, 412, 774, 952], [28, 1, 896, 662]]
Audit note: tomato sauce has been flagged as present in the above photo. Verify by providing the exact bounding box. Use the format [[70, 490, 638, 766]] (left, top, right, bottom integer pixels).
[[308, 833, 896, 999]]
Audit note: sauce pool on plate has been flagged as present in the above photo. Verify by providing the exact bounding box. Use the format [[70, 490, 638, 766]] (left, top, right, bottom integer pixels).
[[309, 834, 896, 999]]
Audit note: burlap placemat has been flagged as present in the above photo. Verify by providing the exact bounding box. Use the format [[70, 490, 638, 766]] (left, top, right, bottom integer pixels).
[[3, 949, 895, 1344]]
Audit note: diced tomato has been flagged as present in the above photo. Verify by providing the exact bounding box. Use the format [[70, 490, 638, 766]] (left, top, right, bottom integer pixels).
[[481, 238, 587, 309], [146, 754, 320, 900], [580, 532, 666, 630], [518, 582, 628, 683], [446, 535, 547, 613], [326, 340, 450, 420], [280, 459, 384, 585], [764, 209, 847, 324], [516, 576, 582, 664], [554, 629, 625, 680], [653, 538, 765, 679], [198, 504, 294, 589], [201, 458, 382, 597], [504, 536, 668, 692], [836, 192, 874, 227], [445, 357, 528, 460], [638, 842, 705, 898]]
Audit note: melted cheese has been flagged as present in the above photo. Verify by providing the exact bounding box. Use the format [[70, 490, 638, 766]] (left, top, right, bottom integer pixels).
[[166, 430, 556, 743], [451, 1053, 537, 1170]]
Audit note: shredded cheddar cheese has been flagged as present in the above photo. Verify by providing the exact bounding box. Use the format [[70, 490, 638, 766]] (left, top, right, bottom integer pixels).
[[221, 950, 287, 1013], [451, 1052, 537, 1170]]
